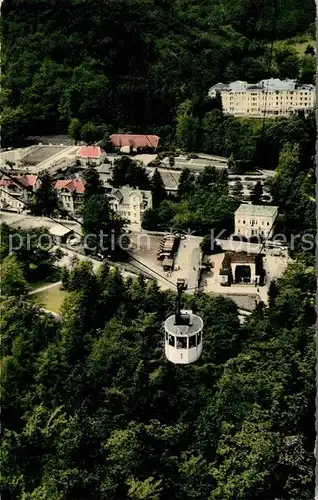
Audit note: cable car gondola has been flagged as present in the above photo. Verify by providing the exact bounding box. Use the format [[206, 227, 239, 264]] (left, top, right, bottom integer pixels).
[[164, 279, 203, 364]]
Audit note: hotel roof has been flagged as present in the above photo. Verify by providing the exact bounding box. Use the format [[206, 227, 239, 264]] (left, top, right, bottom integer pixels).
[[209, 78, 315, 94]]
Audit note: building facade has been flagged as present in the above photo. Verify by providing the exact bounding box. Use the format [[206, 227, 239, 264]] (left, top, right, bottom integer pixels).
[[76, 146, 106, 165], [0, 175, 39, 212], [106, 186, 152, 228], [54, 178, 85, 213], [110, 134, 160, 152], [208, 79, 315, 117], [234, 204, 279, 239]]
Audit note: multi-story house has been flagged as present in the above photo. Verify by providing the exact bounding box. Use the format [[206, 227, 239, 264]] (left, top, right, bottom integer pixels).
[[208, 78, 315, 117], [54, 178, 85, 213], [106, 186, 152, 229], [0, 174, 39, 212], [234, 204, 279, 239]]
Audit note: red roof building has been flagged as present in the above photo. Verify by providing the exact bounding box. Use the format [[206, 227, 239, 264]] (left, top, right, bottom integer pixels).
[[110, 134, 160, 150], [54, 178, 85, 213], [0, 174, 38, 189], [0, 175, 39, 212], [54, 178, 85, 194], [76, 145, 106, 165]]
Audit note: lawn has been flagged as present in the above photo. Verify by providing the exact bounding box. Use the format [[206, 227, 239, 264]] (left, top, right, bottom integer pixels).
[[32, 285, 69, 314], [273, 37, 315, 57]]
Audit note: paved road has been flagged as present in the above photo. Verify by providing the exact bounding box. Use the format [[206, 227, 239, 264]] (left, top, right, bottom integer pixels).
[[216, 238, 263, 254], [173, 236, 202, 292], [28, 281, 62, 296], [0, 211, 82, 234], [40, 308, 61, 320]]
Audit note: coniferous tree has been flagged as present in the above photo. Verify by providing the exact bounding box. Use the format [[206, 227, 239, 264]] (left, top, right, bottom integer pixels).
[[151, 168, 166, 208], [30, 172, 58, 216]]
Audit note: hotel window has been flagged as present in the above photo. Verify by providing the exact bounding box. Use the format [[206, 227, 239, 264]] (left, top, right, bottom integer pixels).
[[243, 220, 246, 224]]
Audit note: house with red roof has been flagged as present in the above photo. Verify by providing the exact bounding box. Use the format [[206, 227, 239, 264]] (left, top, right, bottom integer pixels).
[[76, 145, 106, 165], [110, 134, 160, 152], [54, 177, 85, 213], [0, 174, 39, 212]]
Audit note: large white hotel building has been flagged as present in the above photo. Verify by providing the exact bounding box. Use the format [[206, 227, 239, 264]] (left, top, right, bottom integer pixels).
[[208, 78, 315, 117]]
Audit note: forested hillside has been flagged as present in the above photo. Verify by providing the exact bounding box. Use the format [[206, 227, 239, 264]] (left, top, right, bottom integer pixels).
[[1, 260, 315, 499], [1, 0, 315, 146]]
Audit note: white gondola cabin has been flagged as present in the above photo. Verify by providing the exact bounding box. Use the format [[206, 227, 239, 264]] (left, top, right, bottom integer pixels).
[[164, 279, 203, 364]]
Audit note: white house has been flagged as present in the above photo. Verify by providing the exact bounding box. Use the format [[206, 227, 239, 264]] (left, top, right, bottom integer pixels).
[[234, 204, 279, 239], [54, 178, 85, 213], [76, 145, 107, 165], [208, 78, 315, 117], [0, 174, 39, 212], [107, 187, 152, 229]]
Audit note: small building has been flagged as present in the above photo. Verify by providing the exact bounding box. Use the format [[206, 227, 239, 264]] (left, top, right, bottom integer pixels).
[[54, 178, 85, 213], [76, 145, 106, 165], [110, 134, 160, 153], [49, 225, 74, 245], [96, 164, 113, 187], [218, 251, 265, 285], [229, 251, 256, 284], [234, 204, 279, 239], [0, 174, 39, 212], [106, 186, 152, 229]]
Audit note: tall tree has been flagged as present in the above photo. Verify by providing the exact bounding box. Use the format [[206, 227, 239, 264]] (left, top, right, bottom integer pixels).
[[83, 166, 104, 201], [1, 255, 28, 297], [82, 194, 127, 259], [251, 181, 263, 204], [112, 157, 151, 190], [177, 168, 195, 199], [68, 117, 82, 142], [151, 168, 166, 208], [30, 172, 58, 216], [232, 179, 244, 202]]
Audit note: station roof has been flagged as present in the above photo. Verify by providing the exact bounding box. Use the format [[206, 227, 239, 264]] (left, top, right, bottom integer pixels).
[[49, 225, 73, 237]]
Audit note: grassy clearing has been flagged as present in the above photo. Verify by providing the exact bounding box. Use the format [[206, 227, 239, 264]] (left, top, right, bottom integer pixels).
[[32, 286, 69, 314], [273, 37, 315, 56]]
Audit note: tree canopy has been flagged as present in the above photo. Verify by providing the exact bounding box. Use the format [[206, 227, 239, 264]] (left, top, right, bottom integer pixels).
[[1, 0, 315, 146], [0, 258, 315, 499]]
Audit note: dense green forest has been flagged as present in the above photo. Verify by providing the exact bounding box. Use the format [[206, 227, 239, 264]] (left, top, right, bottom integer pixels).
[[0, 1, 316, 497], [1, 0, 315, 146], [1, 257, 315, 499]]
